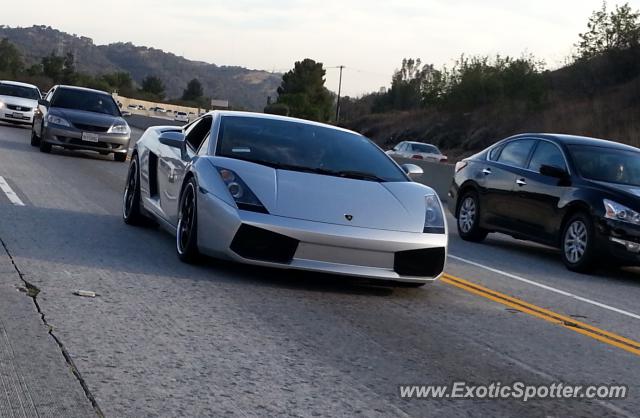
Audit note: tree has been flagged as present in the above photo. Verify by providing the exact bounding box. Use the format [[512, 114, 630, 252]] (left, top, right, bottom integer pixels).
[[61, 52, 77, 84], [182, 78, 204, 101], [275, 59, 333, 122], [140, 75, 165, 99], [102, 72, 134, 95], [576, 2, 640, 59], [0, 38, 23, 76], [41, 52, 65, 82]]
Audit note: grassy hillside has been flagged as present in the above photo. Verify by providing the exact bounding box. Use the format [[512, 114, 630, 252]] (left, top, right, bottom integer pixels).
[[344, 48, 640, 161], [0, 25, 281, 111]]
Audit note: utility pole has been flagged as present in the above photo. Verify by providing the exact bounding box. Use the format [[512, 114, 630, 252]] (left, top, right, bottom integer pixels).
[[335, 65, 345, 124]]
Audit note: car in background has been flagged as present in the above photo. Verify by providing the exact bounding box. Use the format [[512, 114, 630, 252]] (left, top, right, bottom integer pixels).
[[450, 133, 640, 272], [122, 111, 446, 286], [155, 107, 167, 113], [121, 110, 132, 117], [127, 104, 138, 110], [31, 85, 131, 162], [387, 141, 448, 163], [174, 111, 189, 123], [0, 80, 42, 125]]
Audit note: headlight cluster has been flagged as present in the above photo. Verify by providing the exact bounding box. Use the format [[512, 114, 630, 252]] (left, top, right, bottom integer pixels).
[[604, 199, 640, 226], [108, 123, 131, 135], [424, 193, 445, 233], [0, 101, 4, 109], [46, 114, 71, 127], [215, 167, 268, 214]]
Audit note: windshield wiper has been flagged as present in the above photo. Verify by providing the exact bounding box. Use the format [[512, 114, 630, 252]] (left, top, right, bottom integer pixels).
[[331, 170, 385, 182]]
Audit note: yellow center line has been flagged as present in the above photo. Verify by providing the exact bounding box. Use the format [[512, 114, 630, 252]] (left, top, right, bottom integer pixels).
[[441, 273, 640, 357]]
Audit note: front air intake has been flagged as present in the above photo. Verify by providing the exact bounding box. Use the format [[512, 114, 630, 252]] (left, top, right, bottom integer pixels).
[[230, 224, 299, 263], [394, 247, 445, 277]]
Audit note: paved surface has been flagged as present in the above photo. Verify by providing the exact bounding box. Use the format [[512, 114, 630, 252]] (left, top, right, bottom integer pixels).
[[0, 122, 639, 417]]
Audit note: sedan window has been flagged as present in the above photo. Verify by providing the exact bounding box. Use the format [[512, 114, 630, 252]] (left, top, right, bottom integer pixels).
[[51, 88, 120, 116], [569, 145, 640, 187], [184, 117, 212, 150], [497, 139, 536, 168], [0, 83, 41, 100], [528, 141, 567, 172]]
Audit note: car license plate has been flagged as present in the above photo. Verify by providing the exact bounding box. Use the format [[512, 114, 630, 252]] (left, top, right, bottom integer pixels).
[[81, 132, 99, 143], [12, 112, 23, 119]]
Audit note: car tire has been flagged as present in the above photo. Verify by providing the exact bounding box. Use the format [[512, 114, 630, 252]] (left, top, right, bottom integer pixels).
[[30, 125, 41, 147], [561, 212, 596, 273], [176, 178, 200, 263], [39, 132, 52, 153], [123, 155, 146, 226], [456, 191, 488, 242], [114, 152, 127, 162]]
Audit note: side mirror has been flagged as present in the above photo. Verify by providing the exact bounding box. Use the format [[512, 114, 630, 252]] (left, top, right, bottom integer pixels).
[[540, 164, 568, 179], [38, 99, 49, 107], [401, 163, 424, 179], [159, 131, 188, 160]]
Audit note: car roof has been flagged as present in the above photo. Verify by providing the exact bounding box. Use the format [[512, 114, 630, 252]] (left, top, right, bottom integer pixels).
[[55, 84, 112, 96], [506, 133, 640, 152], [0, 80, 40, 90], [211, 110, 360, 135]]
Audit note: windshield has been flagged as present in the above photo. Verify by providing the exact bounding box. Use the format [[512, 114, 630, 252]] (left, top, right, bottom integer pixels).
[[51, 88, 120, 116], [0, 83, 40, 100], [217, 116, 407, 182], [412, 143, 440, 154], [569, 145, 640, 187]]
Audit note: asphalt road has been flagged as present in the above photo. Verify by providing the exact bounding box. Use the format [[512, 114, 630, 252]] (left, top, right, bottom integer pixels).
[[0, 121, 639, 417]]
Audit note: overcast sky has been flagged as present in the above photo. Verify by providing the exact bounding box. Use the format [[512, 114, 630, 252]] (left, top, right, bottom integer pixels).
[[5, 0, 639, 96]]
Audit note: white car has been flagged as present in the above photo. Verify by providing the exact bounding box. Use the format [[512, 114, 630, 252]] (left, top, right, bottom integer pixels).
[[174, 111, 189, 123], [155, 107, 167, 113], [0, 80, 42, 125], [387, 141, 448, 163]]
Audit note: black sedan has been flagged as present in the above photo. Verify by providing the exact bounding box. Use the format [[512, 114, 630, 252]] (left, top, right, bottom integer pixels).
[[449, 133, 640, 272], [31, 85, 131, 162]]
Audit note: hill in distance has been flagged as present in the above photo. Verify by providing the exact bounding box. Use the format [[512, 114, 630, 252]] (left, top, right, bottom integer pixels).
[[0, 25, 282, 111]]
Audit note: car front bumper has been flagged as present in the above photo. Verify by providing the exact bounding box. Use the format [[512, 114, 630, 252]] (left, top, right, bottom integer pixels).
[[43, 124, 130, 154], [0, 109, 34, 124], [596, 217, 640, 265], [197, 192, 448, 283]]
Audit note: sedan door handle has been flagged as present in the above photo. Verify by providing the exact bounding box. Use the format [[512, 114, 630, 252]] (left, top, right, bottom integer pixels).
[[482, 168, 492, 175], [516, 178, 527, 186]]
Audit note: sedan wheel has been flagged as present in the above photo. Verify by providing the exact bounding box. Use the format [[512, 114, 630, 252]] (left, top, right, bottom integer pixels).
[[561, 213, 596, 273], [123, 156, 145, 225], [176, 179, 200, 263], [457, 192, 488, 242]]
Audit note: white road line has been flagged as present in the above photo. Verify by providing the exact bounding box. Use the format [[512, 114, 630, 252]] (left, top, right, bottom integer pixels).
[[0, 176, 25, 206], [448, 254, 640, 320]]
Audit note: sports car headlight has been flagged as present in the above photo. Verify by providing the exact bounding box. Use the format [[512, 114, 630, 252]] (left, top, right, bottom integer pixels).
[[0, 101, 4, 109], [424, 193, 445, 233], [604, 199, 640, 226], [46, 114, 71, 127], [108, 123, 131, 135], [215, 167, 268, 214]]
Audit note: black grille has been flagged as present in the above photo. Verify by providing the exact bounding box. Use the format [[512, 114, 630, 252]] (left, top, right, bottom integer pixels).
[[7, 104, 32, 112], [230, 224, 298, 263], [73, 123, 109, 133], [394, 247, 446, 277]]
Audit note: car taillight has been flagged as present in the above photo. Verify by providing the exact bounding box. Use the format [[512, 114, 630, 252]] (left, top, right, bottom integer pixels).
[[412, 154, 423, 160], [455, 161, 468, 173]]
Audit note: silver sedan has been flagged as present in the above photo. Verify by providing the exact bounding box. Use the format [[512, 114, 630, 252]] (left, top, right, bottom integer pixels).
[[123, 111, 448, 286]]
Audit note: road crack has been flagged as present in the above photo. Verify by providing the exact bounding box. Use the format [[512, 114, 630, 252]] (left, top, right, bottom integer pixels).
[[0, 237, 104, 418]]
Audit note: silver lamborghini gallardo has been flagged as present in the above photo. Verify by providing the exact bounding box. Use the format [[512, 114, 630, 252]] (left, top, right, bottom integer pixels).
[[122, 111, 448, 286]]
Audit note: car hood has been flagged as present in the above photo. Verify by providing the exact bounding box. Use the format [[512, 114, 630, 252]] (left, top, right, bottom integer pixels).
[[213, 158, 430, 232], [592, 180, 640, 199], [0, 95, 37, 109], [51, 108, 123, 128]]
